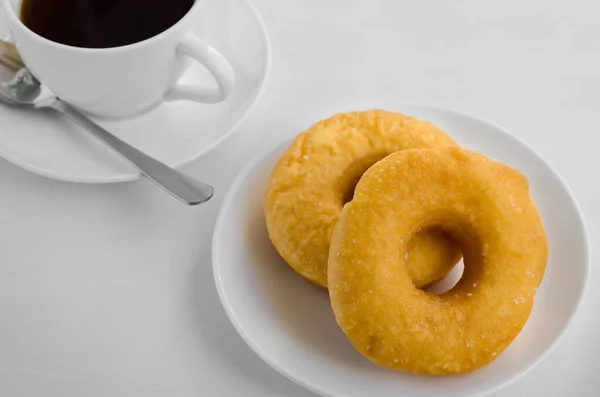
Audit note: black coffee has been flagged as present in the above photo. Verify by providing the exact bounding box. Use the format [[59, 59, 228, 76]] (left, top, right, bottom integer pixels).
[[20, 0, 195, 48]]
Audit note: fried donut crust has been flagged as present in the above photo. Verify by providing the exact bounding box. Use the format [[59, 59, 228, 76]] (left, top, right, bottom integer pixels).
[[265, 110, 460, 288], [328, 147, 548, 375]]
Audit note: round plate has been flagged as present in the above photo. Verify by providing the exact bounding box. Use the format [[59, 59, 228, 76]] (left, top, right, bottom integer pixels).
[[212, 105, 590, 397], [0, 0, 270, 183]]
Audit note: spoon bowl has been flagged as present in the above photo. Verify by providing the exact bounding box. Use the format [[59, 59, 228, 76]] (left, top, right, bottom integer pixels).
[[0, 67, 46, 106]]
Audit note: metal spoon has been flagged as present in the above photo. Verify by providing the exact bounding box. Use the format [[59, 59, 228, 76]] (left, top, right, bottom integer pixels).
[[0, 40, 24, 71], [0, 44, 213, 206]]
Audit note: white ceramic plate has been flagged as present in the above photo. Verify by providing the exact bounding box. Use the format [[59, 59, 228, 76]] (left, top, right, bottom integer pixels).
[[0, 0, 270, 183], [213, 105, 590, 397]]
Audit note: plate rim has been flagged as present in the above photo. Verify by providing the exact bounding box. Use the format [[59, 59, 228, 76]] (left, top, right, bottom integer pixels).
[[0, 0, 272, 184], [212, 104, 591, 397]]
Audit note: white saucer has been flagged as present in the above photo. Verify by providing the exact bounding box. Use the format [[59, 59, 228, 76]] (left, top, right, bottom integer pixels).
[[212, 105, 590, 397], [0, 0, 270, 183]]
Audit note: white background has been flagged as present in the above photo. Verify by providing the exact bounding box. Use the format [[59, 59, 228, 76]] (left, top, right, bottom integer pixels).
[[0, 0, 598, 396]]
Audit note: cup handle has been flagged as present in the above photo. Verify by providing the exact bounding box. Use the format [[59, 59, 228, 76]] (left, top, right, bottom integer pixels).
[[166, 34, 235, 104]]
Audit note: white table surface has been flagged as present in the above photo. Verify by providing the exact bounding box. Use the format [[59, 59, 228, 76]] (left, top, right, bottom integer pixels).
[[0, 0, 598, 396]]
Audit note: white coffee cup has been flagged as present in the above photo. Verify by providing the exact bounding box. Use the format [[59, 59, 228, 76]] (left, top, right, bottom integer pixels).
[[1, 0, 235, 118]]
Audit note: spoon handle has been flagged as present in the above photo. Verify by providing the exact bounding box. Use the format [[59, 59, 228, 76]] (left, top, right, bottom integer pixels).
[[51, 100, 213, 206]]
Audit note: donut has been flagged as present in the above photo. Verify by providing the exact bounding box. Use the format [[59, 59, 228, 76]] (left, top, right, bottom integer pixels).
[[328, 147, 548, 375], [265, 110, 460, 288]]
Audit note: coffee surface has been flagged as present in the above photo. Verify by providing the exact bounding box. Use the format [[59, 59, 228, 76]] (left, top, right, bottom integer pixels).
[[21, 0, 195, 48]]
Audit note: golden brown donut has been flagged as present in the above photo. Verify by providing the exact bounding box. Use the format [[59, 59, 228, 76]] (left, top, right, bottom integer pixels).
[[264, 110, 460, 288], [328, 147, 548, 375]]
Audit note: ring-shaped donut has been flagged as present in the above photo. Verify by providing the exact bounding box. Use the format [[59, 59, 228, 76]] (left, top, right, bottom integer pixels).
[[265, 110, 460, 288], [328, 147, 548, 374]]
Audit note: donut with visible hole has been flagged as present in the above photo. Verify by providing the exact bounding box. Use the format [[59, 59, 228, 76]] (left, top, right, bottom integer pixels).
[[328, 147, 548, 374]]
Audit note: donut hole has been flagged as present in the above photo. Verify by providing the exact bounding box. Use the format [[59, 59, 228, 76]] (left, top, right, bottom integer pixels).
[[337, 154, 388, 204], [402, 225, 463, 292], [414, 222, 484, 295], [340, 173, 362, 204], [424, 258, 465, 294]]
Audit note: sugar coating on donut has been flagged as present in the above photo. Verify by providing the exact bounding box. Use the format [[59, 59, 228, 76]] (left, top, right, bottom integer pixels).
[[328, 147, 548, 375], [265, 110, 460, 288]]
